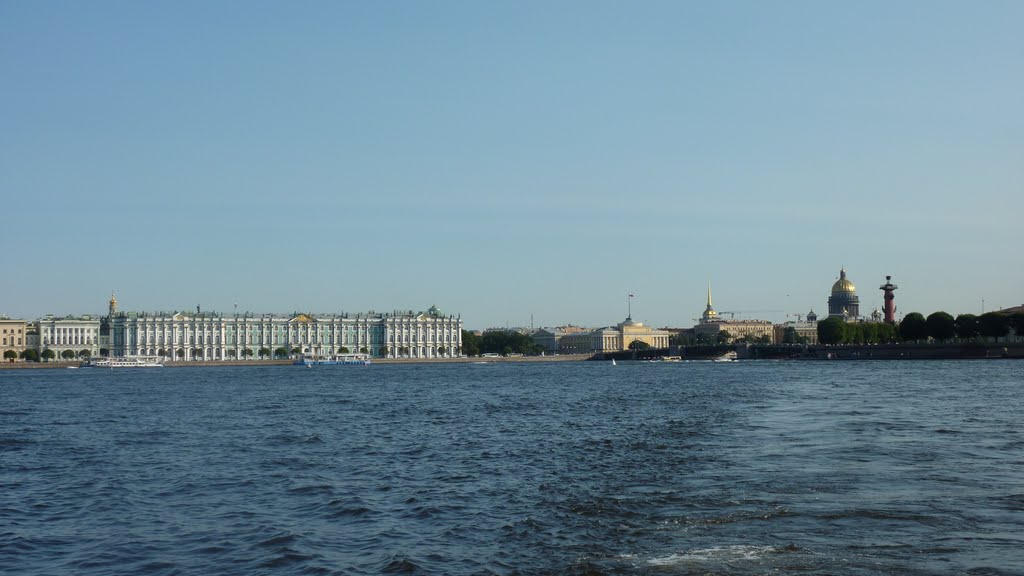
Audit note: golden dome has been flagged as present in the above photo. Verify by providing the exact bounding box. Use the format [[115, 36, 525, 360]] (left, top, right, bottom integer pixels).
[[831, 269, 856, 294]]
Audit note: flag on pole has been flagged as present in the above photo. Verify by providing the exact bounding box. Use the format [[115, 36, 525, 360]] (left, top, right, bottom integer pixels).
[[628, 293, 635, 297]]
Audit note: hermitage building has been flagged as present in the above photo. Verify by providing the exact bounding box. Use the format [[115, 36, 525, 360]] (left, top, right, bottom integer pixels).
[[107, 295, 462, 361]]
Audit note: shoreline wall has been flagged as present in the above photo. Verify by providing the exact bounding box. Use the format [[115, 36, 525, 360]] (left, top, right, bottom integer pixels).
[[742, 342, 1024, 360]]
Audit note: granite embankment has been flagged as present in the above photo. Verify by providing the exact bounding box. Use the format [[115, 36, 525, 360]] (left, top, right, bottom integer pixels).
[[0, 354, 592, 370], [742, 342, 1024, 360]]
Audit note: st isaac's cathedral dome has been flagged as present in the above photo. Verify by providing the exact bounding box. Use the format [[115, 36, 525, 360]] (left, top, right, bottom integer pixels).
[[831, 271, 856, 294], [827, 268, 860, 319]]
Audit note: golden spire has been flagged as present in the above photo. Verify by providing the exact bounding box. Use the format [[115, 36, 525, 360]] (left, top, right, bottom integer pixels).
[[702, 282, 718, 322]]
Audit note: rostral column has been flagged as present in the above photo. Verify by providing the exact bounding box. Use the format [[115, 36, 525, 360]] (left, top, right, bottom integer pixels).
[[879, 276, 898, 324]]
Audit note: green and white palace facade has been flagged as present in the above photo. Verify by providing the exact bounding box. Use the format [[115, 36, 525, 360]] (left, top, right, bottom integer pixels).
[[110, 306, 462, 361]]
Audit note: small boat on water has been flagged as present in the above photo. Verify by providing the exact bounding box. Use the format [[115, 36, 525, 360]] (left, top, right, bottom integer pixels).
[[713, 351, 738, 363], [294, 353, 371, 366], [82, 356, 164, 368]]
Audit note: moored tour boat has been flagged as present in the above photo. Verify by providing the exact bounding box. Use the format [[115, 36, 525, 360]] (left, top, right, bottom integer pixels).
[[82, 356, 164, 368], [294, 353, 371, 366]]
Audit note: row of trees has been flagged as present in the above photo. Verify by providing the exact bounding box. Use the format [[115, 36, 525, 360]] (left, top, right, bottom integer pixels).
[[817, 311, 1024, 345], [817, 318, 899, 345], [897, 311, 1024, 343], [462, 329, 544, 356], [4, 348, 92, 362]]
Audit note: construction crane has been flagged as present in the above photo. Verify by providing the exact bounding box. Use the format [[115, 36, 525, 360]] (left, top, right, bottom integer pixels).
[[787, 312, 804, 322], [718, 310, 781, 320]]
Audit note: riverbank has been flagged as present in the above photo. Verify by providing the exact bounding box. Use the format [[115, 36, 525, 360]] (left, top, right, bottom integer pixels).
[[0, 354, 593, 370], [735, 342, 1024, 360]]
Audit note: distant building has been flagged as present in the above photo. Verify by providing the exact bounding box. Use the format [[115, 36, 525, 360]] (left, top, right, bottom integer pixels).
[[828, 268, 860, 319], [558, 317, 670, 353], [483, 326, 534, 336], [0, 317, 27, 361], [696, 318, 775, 342], [37, 315, 101, 359], [110, 302, 462, 360], [693, 284, 774, 342], [531, 325, 589, 354], [773, 310, 819, 344]]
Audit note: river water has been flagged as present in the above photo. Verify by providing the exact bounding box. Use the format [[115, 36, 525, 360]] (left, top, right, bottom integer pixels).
[[1, 360, 1022, 575]]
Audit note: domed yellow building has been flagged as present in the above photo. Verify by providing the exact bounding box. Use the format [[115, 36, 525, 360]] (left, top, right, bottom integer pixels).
[[827, 268, 860, 319]]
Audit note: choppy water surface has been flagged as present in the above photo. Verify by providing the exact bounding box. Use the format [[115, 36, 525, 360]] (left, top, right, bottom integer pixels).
[[2, 360, 1022, 575]]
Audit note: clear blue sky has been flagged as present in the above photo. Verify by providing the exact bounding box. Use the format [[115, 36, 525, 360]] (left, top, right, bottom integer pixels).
[[2, 1, 1021, 329]]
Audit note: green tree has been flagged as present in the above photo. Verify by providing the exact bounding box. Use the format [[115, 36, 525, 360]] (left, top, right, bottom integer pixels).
[[843, 323, 863, 344], [3, 350, 17, 362], [158, 348, 168, 357], [338, 346, 350, 354], [862, 323, 881, 344], [673, 331, 696, 346], [61, 349, 76, 360], [78, 349, 91, 359], [926, 312, 956, 342], [20, 349, 40, 362], [781, 326, 808, 344], [481, 330, 541, 355], [1010, 313, 1024, 340], [628, 340, 652, 350], [192, 348, 203, 359], [817, 317, 846, 345], [461, 330, 481, 356], [291, 347, 302, 356], [876, 323, 897, 343], [41, 349, 55, 361], [274, 347, 288, 359], [242, 348, 254, 358], [359, 347, 369, 354], [176, 348, 185, 359], [380, 346, 390, 357], [978, 312, 1010, 341], [899, 313, 928, 342], [258, 347, 271, 359], [955, 314, 980, 340], [716, 330, 732, 345]]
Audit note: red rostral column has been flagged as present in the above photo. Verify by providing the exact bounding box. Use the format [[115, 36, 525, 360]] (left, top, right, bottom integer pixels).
[[879, 275, 898, 323]]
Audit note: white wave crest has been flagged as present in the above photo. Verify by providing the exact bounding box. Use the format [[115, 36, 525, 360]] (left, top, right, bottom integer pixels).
[[647, 545, 778, 566]]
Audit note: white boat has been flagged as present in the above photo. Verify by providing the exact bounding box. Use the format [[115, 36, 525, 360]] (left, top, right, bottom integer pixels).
[[83, 356, 164, 368], [713, 351, 738, 362], [294, 353, 371, 366], [611, 358, 617, 366]]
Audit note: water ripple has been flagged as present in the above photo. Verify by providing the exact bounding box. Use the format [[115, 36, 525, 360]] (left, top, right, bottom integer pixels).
[[1, 361, 1022, 574]]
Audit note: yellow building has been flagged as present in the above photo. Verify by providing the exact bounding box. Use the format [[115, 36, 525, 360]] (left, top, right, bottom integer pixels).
[[1, 318, 28, 362], [695, 318, 775, 342], [693, 284, 773, 342], [559, 317, 670, 353]]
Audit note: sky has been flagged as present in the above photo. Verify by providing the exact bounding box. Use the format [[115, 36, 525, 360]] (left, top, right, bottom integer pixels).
[[2, 1, 1021, 330]]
